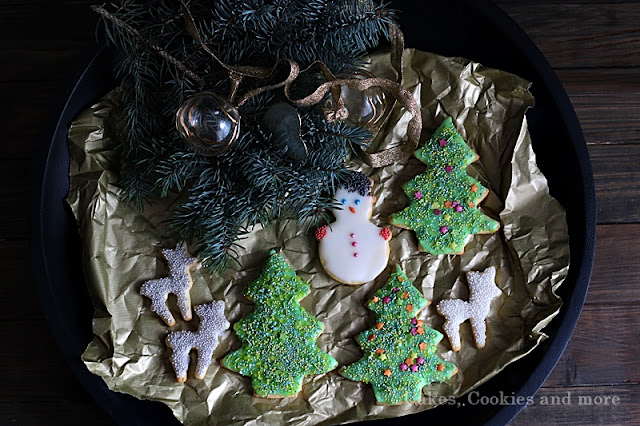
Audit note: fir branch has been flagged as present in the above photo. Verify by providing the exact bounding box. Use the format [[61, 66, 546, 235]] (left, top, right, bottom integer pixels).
[[154, 151, 206, 197], [95, 0, 397, 270], [92, 4, 204, 85]]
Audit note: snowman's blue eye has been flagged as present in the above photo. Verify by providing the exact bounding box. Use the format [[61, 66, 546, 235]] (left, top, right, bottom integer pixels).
[[355, 199, 361, 205], [341, 198, 347, 205]]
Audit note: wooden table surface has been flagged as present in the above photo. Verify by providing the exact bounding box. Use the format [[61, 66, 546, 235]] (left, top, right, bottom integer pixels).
[[2, 1, 638, 424]]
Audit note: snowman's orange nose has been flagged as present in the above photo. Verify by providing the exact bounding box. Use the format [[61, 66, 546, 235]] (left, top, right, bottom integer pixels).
[[349, 207, 356, 214]]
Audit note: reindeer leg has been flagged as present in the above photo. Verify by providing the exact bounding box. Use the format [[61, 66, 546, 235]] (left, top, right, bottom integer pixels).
[[149, 295, 176, 327], [438, 300, 468, 352], [470, 317, 488, 349], [176, 289, 192, 321], [167, 333, 192, 383], [195, 343, 215, 380], [443, 318, 462, 352]]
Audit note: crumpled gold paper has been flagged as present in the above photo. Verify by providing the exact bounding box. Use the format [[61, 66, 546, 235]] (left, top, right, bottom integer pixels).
[[67, 49, 569, 425]]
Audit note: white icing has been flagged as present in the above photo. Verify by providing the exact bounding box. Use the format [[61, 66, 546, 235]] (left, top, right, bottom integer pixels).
[[437, 267, 501, 351], [167, 301, 230, 382], [318, 187, 390, 284], [140, 244, 197, 326]]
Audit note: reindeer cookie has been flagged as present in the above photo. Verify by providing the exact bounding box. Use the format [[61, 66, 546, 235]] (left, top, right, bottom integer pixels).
[[316, 172, 391, 285], [437, 267, 501, 351], [140, 244, 197, 326], [166, 301, 230, 383]]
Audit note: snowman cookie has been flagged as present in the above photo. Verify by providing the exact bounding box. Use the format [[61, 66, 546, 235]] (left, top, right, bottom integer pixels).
[[316, 172, 391, 284]]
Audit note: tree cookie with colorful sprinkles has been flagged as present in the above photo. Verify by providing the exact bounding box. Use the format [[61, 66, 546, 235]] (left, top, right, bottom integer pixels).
[[390, 118, 500, 255], [221, 250, 338, 398], [340, 265, 457, 405]]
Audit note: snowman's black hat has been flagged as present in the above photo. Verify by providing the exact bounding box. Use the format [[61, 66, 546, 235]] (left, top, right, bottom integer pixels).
[[342, 172, 373, 197]]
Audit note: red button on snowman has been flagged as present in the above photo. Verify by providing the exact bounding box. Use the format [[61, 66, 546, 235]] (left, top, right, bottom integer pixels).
[[315, 172, 392, 284]]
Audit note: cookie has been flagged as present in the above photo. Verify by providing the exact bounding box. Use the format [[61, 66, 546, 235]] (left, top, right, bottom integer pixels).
[[221, 250, 338, 398], [166, 301, 230, 383], [316, 172, 391, 285], [140, 244, 197, 326], [437, 267, 501, 351], [340, 265, 457, 405], [390, 118, 500, 255]]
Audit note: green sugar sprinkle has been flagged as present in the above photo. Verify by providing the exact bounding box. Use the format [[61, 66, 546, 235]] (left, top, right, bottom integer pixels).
[[340, 265, 457, 405], [222, 250, 337, 398], [390, 117, 500, 254]]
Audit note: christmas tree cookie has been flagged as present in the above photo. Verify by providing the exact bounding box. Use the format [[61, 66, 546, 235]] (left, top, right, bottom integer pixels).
[[340, 265, 457, 405], [222, 250, 338, 398], [390, 118, 500, 254]]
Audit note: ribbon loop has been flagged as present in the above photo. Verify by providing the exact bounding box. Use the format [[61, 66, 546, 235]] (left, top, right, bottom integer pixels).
[[107, 2, 422, 168]]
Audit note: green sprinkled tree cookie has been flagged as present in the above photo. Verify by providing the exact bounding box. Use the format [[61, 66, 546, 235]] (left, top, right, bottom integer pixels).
[[222, 250, 338, 398], [340, 265, 457, 405], [390, 117, 500, 254]]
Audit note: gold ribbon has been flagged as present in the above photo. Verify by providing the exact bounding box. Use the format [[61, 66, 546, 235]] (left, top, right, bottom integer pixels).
[[286, 75, 421, 167], [96, 2, 422, 167], [181, 3, 420, 167]]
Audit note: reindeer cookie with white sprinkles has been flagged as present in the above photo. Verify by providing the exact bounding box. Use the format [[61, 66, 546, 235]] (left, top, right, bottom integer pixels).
[[436, 267, 502, 351], [140, 244, 197, 326], [166, 301, 230, 383]]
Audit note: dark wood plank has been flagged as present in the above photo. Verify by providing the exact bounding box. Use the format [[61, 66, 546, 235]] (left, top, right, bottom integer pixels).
[[0, 42, 93, 83], [0, 159, 30, 194], [496, 2, 640, 68], [587, 225, 640, 305], [544, 303, 640, 387], [589, 143, 640, 224], [0, 241, 43, 321], [557, 68, 640, 146], [4, 66, 639, 161], [0, 81, 66, 159], [4, 2, 638, 69], [0, 160, 30, 238], [510, 384, 640, 426]]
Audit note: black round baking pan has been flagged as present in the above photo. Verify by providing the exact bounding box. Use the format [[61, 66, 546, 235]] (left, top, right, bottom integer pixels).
[[32, 1, 596, 425]]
